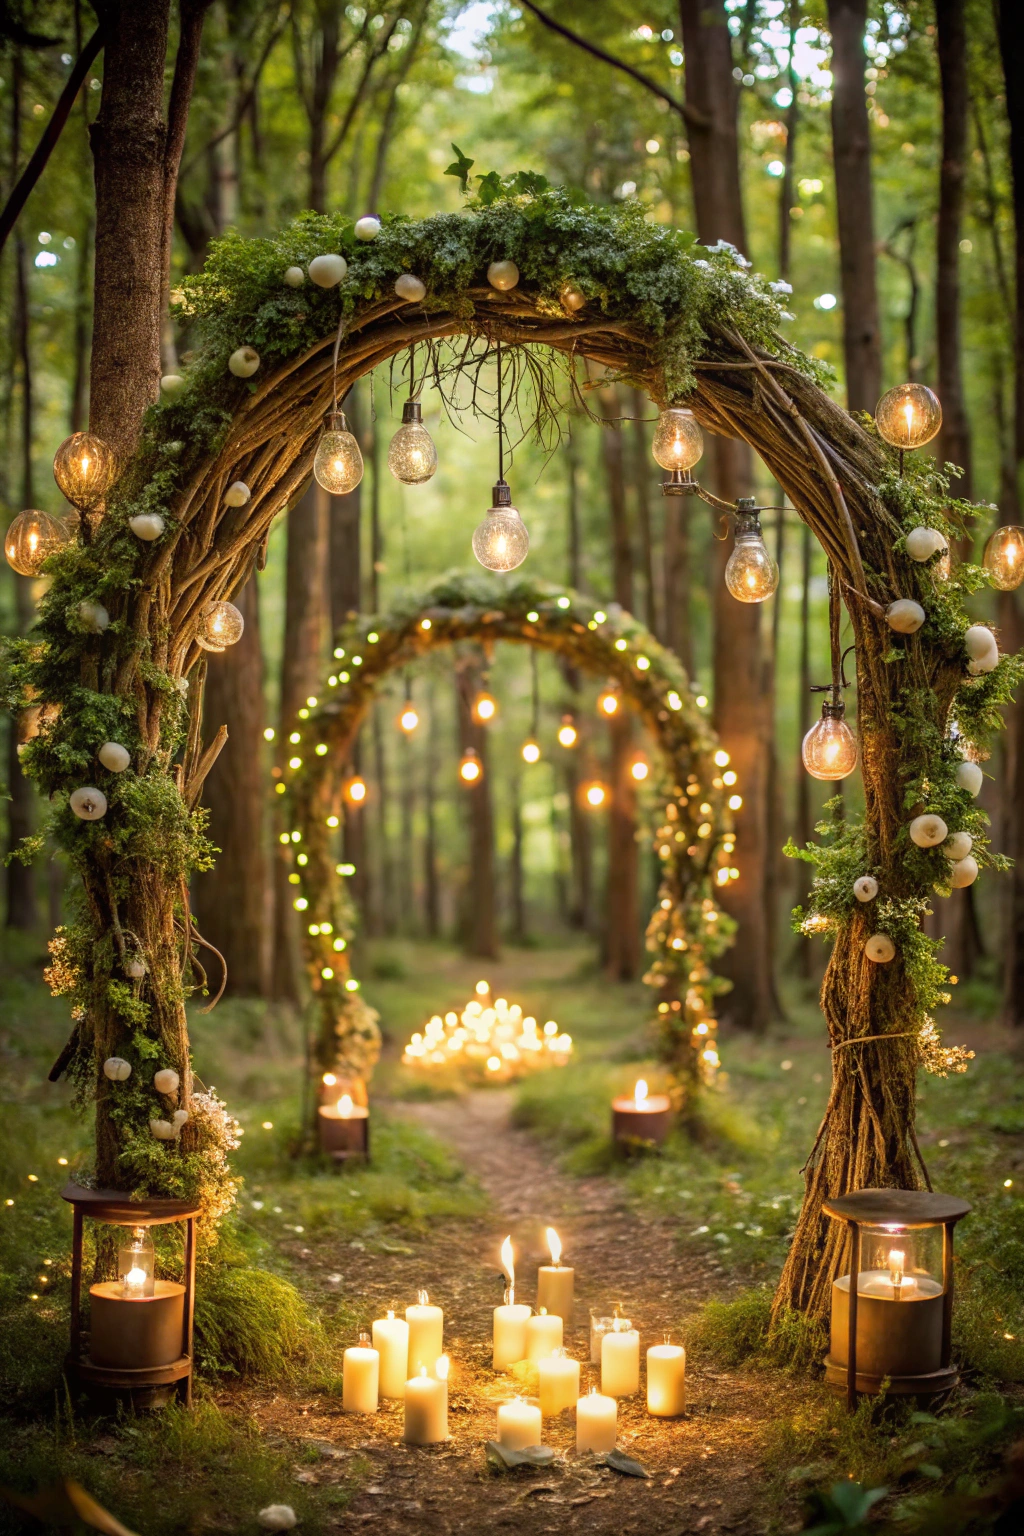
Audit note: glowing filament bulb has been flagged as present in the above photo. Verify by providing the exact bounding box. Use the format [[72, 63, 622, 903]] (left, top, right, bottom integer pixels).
[[472, 481, 529, 571], [652, 407, 703, 472], [802, 701, 858, 780], [387, 401, 437, 484], [314, 411, 363, 494], [197, 600, 245, 651], [874, 382, 942, 449], [983, 526, 1024, 591], [724, 509, 778, 603]]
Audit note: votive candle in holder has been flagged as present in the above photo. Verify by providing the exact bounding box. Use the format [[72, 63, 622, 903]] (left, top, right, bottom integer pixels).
[[576, 1387, 617, 1451], [403, 1357, 448, 1444], [525, 1307, 563, 1363], [589, 1311, 618, 1365], [647, 1337, 686, 1417], [372, 1309, 410, 1398], [536, 1226, 574, 1324], [601, 1320, 640, 1397], [406, 1289, 444, 1375], [497, 1396, 542, 1450], [342, 1333, 379, 1414], [493, 1235, 531, 1369], [538, 1349, 580, 1416]]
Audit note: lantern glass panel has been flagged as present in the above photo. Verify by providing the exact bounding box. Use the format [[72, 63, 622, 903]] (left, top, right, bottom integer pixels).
[[117, 1225, 156, 1297]]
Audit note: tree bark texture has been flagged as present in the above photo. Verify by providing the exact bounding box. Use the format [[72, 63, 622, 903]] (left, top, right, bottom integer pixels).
[[605, 710, 641, 981], [826, 0, 882, 413], [678, 0, 747, 252], [935, 0, 973, 503], [196, 575, 267, 995]]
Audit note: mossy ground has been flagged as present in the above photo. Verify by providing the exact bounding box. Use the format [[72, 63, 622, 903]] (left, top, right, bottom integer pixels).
[[1, 934, 1022, 1532]]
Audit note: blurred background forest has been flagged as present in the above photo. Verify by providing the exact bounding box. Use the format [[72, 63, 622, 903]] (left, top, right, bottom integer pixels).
[[2, 0, 1020, 1035]]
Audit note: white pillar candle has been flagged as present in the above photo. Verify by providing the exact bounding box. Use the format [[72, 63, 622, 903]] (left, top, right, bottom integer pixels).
[[493, 1301, 532, 1369], [525, 1308, 562, 1363], [403, 1360, 448, 1444], [537, 1226, 574, 1323], [646, 1341, 686, 1416], [406, 1292, 444, 1375], [372, 1310, 409, 1398], [576, 1388, 617, 1451], [497, 1397, 542, 1450], [601, 1326, 640, 1397], [342, 1339, 379, 1414], [538, 1350, 580, 1416]]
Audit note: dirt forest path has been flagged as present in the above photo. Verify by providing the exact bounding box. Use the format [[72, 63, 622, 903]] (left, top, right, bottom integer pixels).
[[234, 1091, 816, 1535]]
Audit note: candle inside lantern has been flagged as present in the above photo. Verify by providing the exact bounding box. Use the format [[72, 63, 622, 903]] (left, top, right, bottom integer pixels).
[[493, 1235, 532, 1369], [403, 1357, 448, 1444], [342, 1333, 379, 1414], [611, 1078, 672, 1148], [525, 1307, 563, 1363], [536, 1226, 574, 1325], [372, 1309, 410, 1398], [407, 1290, 444, 1375], [888, 1247, 905, 1292], [318, 1093, 369, 1158], [576, 1387, 617, 1451], [497, 1396, 542, 1450], [647, 1336, 686, 1417], [538, 1349, 580, 1416], [338, 1093, 353, 1116], [601, 1319, 640, 1397]]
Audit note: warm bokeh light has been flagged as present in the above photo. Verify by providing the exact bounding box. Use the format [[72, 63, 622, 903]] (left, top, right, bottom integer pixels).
[[398, 705, 420, 732], [634, 1079, 648, 1106], [459, 749, 482, 783], [598, 687, 619, 716], [585, 782, 607, 807], [402, 991, 572, 1082], [521, 738, 541, 764], [345, 775, 367, 803], [630, 757, 649, 782], [473, 691, 497, 723], [557, 715, 578, 748]]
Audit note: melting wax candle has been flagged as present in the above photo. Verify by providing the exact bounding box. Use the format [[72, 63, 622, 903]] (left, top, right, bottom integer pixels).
[[406, 1290, 444, 1375], [536, 1226, 574, 1324]]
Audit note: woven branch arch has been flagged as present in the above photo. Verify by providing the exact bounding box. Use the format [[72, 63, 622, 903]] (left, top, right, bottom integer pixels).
[[281, 570, 734, 1099], [26, 193, 1004, 1311]]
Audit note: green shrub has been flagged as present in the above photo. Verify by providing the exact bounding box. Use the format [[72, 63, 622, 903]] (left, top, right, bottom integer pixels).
[[193, 1265, 321, 1379]]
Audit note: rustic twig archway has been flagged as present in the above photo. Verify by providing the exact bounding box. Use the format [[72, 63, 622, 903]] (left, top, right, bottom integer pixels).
[[281, 570, 733, 1105], [23, 193, 1005, 1316]]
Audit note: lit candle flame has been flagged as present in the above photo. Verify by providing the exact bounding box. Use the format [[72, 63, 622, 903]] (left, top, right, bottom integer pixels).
[[887, 1248, 905, 1288], [123, 1265, 147, 1294], [435, 1354, 449, 1381], [500, 1234, 515, 1302], [634, 1078, 649, 1107], [387, 1309, 395, 1320], [337, 1094, 353, 1118], [545, 1226, 562, 1266], [323, 1072, 337, 1086], [417, 1288, 429, 1305]]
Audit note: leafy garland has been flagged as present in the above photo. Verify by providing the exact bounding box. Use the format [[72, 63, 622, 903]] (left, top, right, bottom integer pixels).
[[279, 570, 734, 1099]]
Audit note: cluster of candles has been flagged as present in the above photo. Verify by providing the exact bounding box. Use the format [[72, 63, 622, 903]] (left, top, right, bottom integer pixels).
[[401, 983, 573, 1079], [340, 1229, 685, 1452]]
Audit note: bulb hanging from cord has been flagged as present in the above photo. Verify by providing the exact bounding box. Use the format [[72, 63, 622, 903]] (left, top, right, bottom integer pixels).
[[802, 698, 858, 780], [473, 690, 498, 723], [314, 411, 363, 494], [652, 408, 703, 473], [388, 400, 437, 484], [557, 715, 578, 748], [473, 339, 529, 571], [724, 501, 779, 603], [398, 703, 420, 733], [459, 747, 483, 784]]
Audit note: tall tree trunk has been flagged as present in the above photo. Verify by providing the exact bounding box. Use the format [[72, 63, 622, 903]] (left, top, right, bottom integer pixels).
[[779, 0, 800, 282], [398, 726, 415, 931], [196, 575, 267, 995], [456, 659, 497, 960], [827, 0, 882, 411], [509, 774, 527, 943], [272, 479, 329, 999], [605, 711, 640, 981], [6, 212, 38, 929], [566, 426, 582, 589], [371, 703, 393, 937], [936, 0, 973, 500], [996, 0, 1024, 1022], [88, 3, 173, 459], [680, 0, 775, 1032], [662, 494, 692, 673], [423, 681, 440, 938]]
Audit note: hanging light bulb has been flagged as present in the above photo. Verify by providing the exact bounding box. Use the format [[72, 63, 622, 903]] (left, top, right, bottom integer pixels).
[[874, 383, 942, 450], [472, 481, 529, 572], [197, 600, 245, 651], [4, 508, 71, 575], [983, 525, 1024, 591], [459, 747, 483, 783], [521, 738, 541, 764], [387, 401, 437, 485], [724, 501, 779, 603], [473, 690, 498, 723], [652, 407, 704, 490], [398, 703, 420, 732], [597, 686, 619, 717], [53, 431, 117, 511], [344, 774, 367, 803], [557, 715, 578, 748], [802, 698, 858, 780], [584, 781, 607, 808], [314, 411, 363, 494]]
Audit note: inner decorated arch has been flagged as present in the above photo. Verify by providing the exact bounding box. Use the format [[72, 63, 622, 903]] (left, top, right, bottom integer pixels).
[[20, 186, 1016, 1317], [281, 571, 734, 1102]]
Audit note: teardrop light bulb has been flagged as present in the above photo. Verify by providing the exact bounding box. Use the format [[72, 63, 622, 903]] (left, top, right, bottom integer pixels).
[[472, 480, 529, 572], [652, 408, 703, 472], [983, 525, 1024, 591], [387, 401, 437, 484], [801, 700, 858, 780], [314, 411, 363, 494], [724, 506, 778, 603]]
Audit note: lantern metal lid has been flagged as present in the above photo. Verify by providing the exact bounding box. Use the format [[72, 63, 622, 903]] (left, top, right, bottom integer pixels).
[[823, 1186, 971, 1408]]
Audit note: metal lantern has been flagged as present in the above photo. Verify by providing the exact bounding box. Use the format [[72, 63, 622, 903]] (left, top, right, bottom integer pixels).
[[53, 432, 117, 512], [63, 1183, 199, 1406], [823, 1188, 970, 1405]]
